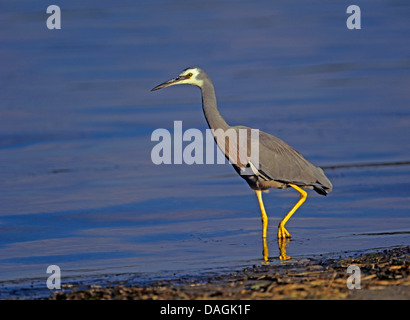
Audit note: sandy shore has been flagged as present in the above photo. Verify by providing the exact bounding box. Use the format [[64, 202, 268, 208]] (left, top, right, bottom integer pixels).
[[49, 246, 409, 300]]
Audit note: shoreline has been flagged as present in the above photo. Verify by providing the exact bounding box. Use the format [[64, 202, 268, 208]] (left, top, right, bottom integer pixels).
[[49, 246, 409, 300]]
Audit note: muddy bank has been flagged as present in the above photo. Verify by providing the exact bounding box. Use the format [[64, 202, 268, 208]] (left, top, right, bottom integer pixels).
[[50, 246, 409, 300]]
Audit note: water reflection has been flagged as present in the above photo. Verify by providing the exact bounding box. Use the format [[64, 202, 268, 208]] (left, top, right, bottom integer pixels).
[[260, 236, 291, 262], [278, 238, 291, 261]]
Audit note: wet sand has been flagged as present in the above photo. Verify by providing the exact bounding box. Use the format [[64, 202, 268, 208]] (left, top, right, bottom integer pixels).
[[50, 246, 409, 300]]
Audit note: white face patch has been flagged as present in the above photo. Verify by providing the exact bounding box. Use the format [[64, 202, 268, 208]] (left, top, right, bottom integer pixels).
[[178, 68, 204, 87]]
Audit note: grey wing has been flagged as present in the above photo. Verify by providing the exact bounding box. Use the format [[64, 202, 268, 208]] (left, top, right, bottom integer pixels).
[[257, 130, 332, 194], [233, 126, 332, 195]]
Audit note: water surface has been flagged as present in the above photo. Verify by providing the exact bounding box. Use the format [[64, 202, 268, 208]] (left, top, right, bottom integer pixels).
[[0, 0, 409, 297]]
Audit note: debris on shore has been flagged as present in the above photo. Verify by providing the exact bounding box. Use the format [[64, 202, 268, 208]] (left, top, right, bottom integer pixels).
[[51, 246, 409, 300]]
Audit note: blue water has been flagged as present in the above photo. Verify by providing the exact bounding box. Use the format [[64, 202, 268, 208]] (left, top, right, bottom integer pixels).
[[0, 0, 409, 297]]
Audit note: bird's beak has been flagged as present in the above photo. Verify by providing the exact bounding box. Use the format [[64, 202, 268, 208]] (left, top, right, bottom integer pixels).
[[151, 75, 189, 91]]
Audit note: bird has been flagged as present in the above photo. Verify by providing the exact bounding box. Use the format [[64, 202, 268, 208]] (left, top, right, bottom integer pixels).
[[151, 67, 332, 260]]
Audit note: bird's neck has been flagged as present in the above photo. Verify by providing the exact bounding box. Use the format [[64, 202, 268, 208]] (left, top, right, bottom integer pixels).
[[200, 81, 230, 131]]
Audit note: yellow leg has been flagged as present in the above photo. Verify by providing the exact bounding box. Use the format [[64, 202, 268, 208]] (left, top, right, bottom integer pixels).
[[277, 184, 307, 239], [255, 190, 269, 261], [255, 190, 268, 239]]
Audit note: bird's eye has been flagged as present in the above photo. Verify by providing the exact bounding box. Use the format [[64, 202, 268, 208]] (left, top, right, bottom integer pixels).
[[187, 73, 193, 77]]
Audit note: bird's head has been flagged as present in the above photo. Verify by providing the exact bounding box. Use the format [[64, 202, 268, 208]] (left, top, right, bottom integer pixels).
[[151, 67, 205, 91]]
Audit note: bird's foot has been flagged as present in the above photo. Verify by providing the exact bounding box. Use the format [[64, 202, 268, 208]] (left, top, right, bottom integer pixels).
[[277, 224, 292, 239], [278, 237, 291, 260]]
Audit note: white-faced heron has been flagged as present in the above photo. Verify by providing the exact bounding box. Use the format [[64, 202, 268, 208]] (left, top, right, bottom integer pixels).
[[152, 67, 332, 260]]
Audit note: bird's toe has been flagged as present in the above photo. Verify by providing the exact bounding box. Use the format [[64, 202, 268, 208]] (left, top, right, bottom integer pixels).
[[278, 225, 291, 239]]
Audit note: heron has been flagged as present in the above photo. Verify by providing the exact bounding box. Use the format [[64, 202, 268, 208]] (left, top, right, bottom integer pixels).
[[151, 67, 332, 260]]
